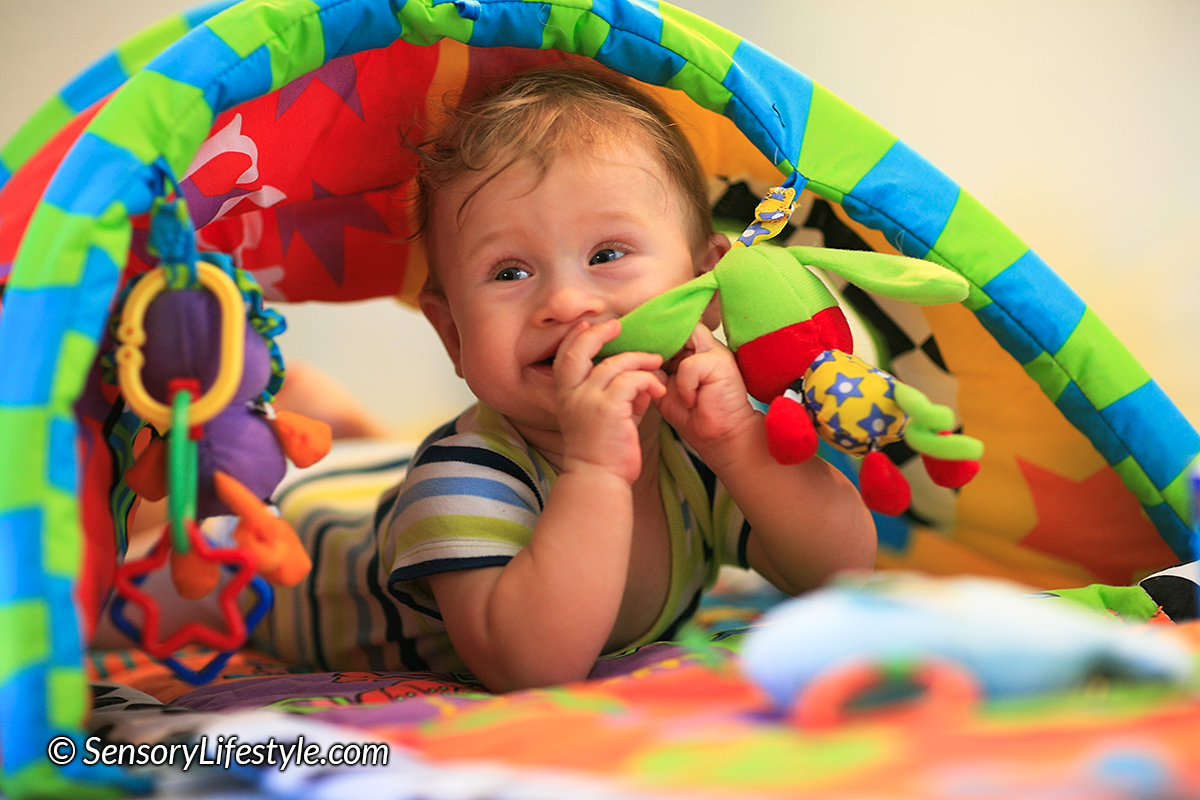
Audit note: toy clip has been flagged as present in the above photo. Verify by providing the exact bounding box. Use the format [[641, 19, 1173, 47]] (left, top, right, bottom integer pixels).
[[115, 262, 245, 431]]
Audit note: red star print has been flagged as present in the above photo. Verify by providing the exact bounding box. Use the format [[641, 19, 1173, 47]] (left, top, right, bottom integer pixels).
[[1016, 458, 1179, 585]]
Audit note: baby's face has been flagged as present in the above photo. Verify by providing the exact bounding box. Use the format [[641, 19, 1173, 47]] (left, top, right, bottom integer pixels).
[[424, 138, 719, 435]]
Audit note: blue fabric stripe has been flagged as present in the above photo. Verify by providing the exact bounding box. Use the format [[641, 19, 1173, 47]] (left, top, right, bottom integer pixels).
[[61, 53, 128, 113], [48, 418, 77, 493], [842, 140, 960, 258], [1101, 381, 1200, 492], [0, 159, 11, 189], [397, 475, 537, 513], [466, 0, 545, 49], [147, 26, 271, 114], [1054, 381, 1128, 467], [391, 555, 513, 584], [0, 666, 49, 771], [724, 38, 810, 169], [419, 444, 543, 508], [184, 0, 242, 28], [591, 0, 664, 46], [46, 574, 82, 668], [42, 133, 156, 217], [318, 0, 404, 60], [75, 244, 123, 342], [973, 301, 1044, 366], [0, 509, 43, 604], [148, 24, 240, 89], [208, 45, 274, 114], [593, 12, 685, 88], [982, 250, 1085, 357], [1142, 501, 1194, 561], [0, 289, 69, 405]]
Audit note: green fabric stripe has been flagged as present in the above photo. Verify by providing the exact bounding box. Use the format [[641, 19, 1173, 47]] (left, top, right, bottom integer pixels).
[[1023, 350, 1071, 403], [42, 488, 81, 578], [1, 762, 132, 800], [9, 200, 127, 293], [0, 603, 49, 683], [52, 332, 100, 413], [929, 190, 1028, 286], [88, 71, 212, 177], [0, 98, 74, 176], [401, 517, 533, 549], [1055, 308, 1150, 410], [660, 3, 742, 68], [6, 205, 93, 289], [1112, 456, 1162, 506], [959, 284, 993, 312], [114, 13, 192, 74], [208, 0, 320, 59], [541, 6, 611, 58], [48, 666, 87, 729], [666, 61, 732, 113], [796, 84, 896, 204], [213, 0, 326, 92], [0, 409, 48, 513], [1159, 469, 1193, 529], [398, 0, 475, 46]]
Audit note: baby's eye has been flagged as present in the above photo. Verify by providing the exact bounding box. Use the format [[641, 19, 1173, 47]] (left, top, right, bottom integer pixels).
[[494, 265, 531, 281], [589, 247, 626, 265]]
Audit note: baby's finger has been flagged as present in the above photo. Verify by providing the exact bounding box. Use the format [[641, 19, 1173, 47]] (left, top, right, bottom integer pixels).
[[554, 319, 615, 387], [608, 367, 668, 411], [586, 349, 665, 392], [686, 323, 721, 354]]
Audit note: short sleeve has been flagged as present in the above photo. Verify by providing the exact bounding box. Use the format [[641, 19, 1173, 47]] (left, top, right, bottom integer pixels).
[[376, 413, 550, 596]]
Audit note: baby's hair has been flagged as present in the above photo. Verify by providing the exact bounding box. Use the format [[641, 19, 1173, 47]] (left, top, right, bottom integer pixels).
[[414, 62, 712, 293]]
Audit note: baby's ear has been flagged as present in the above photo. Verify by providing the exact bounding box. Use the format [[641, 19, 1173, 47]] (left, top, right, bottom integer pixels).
[[418, 290, 464, 378], [697, 233, 730, 330], [697, 232, 731, 276]]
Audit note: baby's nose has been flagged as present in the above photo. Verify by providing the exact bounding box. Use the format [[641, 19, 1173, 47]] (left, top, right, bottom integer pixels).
[[535, 281, 606, 325]]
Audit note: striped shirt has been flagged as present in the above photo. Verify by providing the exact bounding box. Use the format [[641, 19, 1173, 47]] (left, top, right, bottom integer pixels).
[[257, 404, 749, 677]]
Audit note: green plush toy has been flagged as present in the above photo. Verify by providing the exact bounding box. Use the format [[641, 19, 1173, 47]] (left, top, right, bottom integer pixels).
[[598, 231, 983, 516]]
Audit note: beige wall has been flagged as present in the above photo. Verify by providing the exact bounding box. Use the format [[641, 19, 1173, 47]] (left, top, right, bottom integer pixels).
[[3, 1, 1197, 431]]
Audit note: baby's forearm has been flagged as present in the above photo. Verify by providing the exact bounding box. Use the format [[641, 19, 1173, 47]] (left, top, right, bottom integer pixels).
[[699, 415, 876, 595], [436, 467, 635, 692]]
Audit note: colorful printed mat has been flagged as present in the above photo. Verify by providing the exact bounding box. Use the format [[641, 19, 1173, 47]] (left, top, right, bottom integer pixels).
[[86, 577, 1200, 800]]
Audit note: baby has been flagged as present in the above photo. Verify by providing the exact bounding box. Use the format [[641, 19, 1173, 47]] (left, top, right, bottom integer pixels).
[[370, 63, 876, 691]]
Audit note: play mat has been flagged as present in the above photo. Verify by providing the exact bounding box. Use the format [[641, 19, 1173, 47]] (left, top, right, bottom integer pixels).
[[1, 1, 1198, 797]]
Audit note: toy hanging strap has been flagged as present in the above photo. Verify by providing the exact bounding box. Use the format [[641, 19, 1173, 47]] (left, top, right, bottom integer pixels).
[[733, 173, 806, 248]]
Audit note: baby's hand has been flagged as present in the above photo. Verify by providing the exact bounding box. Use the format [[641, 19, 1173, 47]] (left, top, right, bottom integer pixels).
[[555, 319, 667, 485], [655, 325, 758, 460]]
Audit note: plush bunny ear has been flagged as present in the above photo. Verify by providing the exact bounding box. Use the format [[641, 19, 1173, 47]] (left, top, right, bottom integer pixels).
[[597, 271, 719, 362], [787, 246, 970, 305]]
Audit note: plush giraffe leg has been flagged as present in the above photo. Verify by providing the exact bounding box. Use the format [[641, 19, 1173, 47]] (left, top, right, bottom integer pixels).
[[859, 450, 911, 516], [213, 471, 312, 586], [765, 387, 819, 465]]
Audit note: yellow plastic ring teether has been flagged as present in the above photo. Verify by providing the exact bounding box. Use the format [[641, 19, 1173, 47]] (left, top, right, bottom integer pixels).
[[115, 262, 245, 431]]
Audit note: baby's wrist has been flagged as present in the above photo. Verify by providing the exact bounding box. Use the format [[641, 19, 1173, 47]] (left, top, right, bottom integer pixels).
[[688, 409, 765, 473], [560, 454, 639, 488]]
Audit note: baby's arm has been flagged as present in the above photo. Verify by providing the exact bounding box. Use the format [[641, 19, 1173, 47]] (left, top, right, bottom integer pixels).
[[429, 320, 666, 692], [657, 326, 876, 595]]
